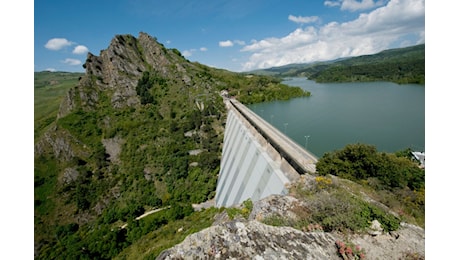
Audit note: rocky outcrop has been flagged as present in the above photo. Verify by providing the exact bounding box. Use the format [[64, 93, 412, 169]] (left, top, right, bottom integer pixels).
[[249, 194, 305, 223], [158, 194, 425, 259], [101, 136, 124, 164], [57, 32, 190, 118], [368, 219, 384, 236], [157, 219, 339, 260], [34, 126, 91, 162], [40, 32, 198, 162], [346, 222, 425, 259], [61, 167, 80, 184]]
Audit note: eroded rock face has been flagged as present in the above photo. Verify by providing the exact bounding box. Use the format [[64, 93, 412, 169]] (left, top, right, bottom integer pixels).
[[157, 219, 339, 260], [41, 32, 195, 162], [57, 32, 186, 118], [101, 136, 124, 164], [35, 127, 90, 162], [62, 167, 79, 184], [249, 194, 304, 222]]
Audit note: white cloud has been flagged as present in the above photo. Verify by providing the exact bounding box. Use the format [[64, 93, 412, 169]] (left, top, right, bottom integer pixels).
[[63, 58, 82, 66], [182, 47, 207, 57], [416, 31, 424, 44], [288, 15, 319, 24], [219, 40, 246, 47], [241, 0, 424, 71], [45, 38, 73, 51], [234, 40, 246, 46], [183, 50, 192, 57], [45, 68, 57, 72], [325, 0, 386, 12], [342, 0, 386, 11], [73, 45, 89, 55], [219, 40, 234, 47], [324, 0, 341, 7]]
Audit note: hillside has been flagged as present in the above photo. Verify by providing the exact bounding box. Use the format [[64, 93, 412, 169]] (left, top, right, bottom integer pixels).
[[251, 44, 425, 84], [34, 32, 309, 259]]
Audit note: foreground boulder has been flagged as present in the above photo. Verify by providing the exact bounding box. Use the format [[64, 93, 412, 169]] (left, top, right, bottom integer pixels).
[[157, 219, 338, 259], [158, 194, 425, 259]]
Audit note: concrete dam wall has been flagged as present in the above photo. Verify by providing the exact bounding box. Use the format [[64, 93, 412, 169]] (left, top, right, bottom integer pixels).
[[215, 99, 317, 207]]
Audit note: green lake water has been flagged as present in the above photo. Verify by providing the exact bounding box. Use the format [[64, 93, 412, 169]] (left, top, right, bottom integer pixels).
[[247, 77, 425, 157]]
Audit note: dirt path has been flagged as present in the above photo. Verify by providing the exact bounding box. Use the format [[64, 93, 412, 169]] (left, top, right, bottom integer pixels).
[[192, 198, 216, 211], [120, 206, 169, 229]]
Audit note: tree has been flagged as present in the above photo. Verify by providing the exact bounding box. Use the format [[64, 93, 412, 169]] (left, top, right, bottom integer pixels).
[[316, 143, 424, 191], [136, 71, 155, 104]]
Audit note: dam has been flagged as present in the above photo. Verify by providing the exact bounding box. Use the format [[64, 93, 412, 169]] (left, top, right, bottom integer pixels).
[[215, 98, 318, 207]]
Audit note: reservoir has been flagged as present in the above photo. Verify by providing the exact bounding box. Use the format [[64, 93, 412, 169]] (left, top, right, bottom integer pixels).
[[247, 77, 425, 157]]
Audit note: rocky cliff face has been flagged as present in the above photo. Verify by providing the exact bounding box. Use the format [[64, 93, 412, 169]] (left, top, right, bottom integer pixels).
[[58, 32, 190, 118], [36, 32, 208, 162]]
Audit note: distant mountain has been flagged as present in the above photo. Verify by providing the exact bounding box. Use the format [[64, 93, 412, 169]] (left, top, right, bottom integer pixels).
[[250, 44, 425, 84]]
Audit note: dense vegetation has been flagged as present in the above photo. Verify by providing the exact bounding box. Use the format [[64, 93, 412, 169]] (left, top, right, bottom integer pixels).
[[315, 143, 425, 226], [252, 44, 425, 84], [188, 63, 311, 104]]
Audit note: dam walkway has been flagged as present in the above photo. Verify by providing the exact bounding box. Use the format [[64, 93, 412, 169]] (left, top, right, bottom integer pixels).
[[215, 98, 318, 207]]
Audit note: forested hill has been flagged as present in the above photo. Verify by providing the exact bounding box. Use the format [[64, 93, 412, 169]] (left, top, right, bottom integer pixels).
[[251, 44, 425, 84], [34, 32, 309, 259]]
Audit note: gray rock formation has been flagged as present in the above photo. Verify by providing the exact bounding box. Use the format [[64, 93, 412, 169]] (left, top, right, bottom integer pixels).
[[347, 222, 425, 260], [249, 194, 304, 223], [61, 167, 79, 184], [157, 219, 339, 260], [158, 194, 425, 260], [368, 219, 384, 236], [57, 32, 190, 119], [101, 136, 124, 164]]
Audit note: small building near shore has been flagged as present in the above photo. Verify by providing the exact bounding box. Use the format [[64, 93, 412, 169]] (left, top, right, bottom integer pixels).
[[411, 151, 425, 168], [220, 90, 229, 98]]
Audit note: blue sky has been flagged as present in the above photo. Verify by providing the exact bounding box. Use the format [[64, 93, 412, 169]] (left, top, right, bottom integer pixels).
[[34, 0, 425, 73]]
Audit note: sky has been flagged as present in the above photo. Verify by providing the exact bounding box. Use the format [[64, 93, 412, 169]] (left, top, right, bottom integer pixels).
[[34, 0, 426, 73]]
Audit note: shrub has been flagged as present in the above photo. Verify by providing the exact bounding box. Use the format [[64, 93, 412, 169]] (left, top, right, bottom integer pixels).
[[226, 199, 253, 220], [304, 190, 399, 232], [315, 176, 333, 190], [316, 143, 425, 191], [335, 240, 366, 259], [262, 214, 291, 227]]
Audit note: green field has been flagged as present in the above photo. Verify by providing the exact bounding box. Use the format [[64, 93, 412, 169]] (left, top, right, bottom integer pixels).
[[34, 71, 83, 139]]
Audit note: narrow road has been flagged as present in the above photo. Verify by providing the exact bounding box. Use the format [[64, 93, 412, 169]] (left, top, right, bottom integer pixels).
[[120, 206, 169, 229], [192, 198, 216, 211], [228, 98, 317, 174]]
